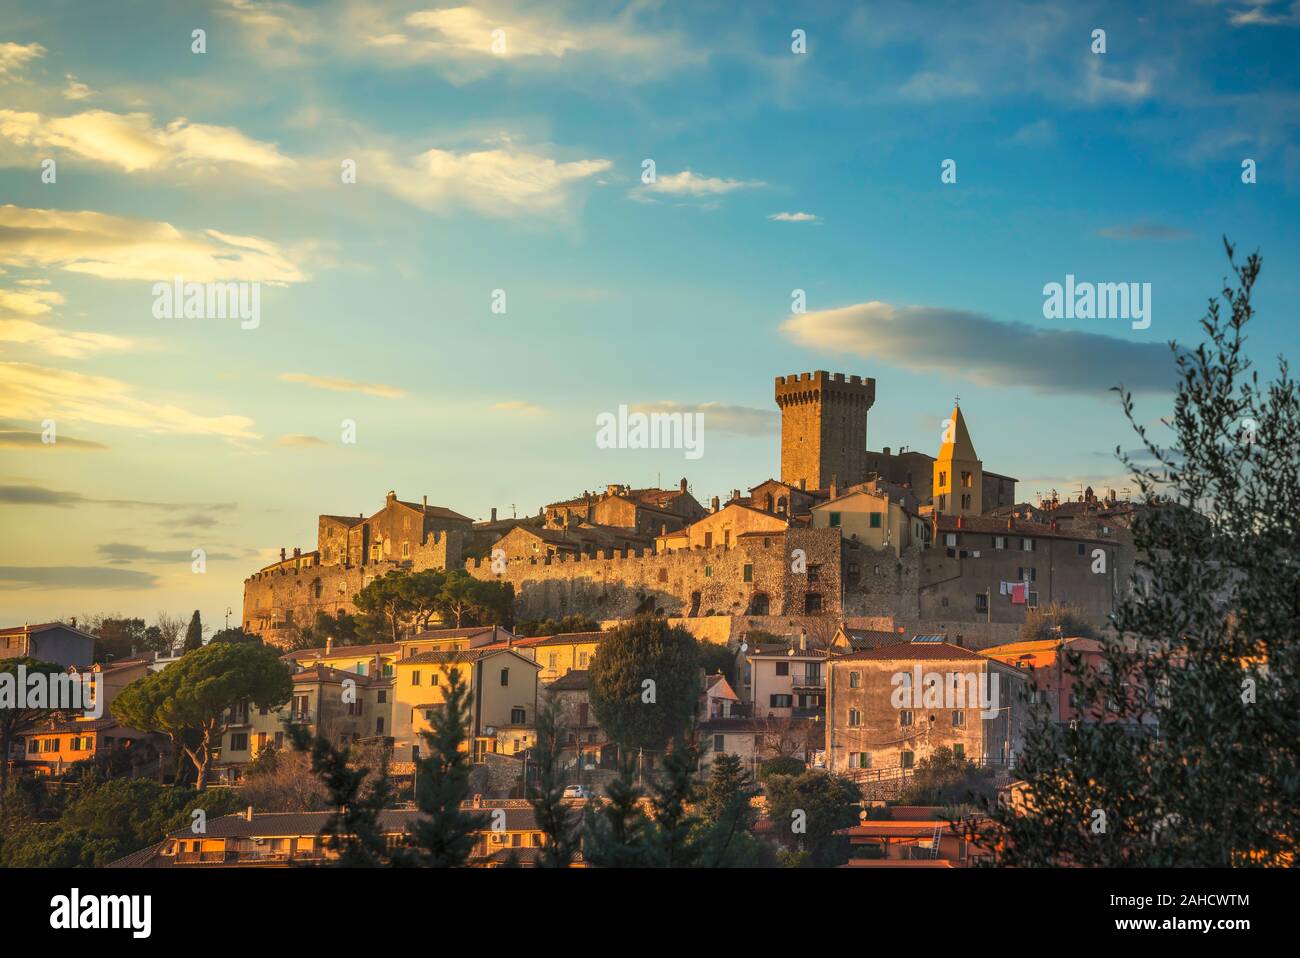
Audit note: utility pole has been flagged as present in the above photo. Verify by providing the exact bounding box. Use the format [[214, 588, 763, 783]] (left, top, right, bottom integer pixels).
[[224, 606, 232, 630]]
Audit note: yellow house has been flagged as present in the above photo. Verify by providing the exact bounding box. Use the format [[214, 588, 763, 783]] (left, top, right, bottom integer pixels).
[[528, 631, 605, 684], [655, 502, 788, 553], [810, 481, 925, 557], [398, 626, 518, 657], [392, 647, 540, 761], [215, 664, 393, 781]]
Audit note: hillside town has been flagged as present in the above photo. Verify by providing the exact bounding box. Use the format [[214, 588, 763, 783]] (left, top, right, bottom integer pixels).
[[2, 371, 1158, 869]]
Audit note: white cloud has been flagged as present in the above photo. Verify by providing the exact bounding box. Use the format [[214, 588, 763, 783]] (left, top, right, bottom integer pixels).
[[0, 42, 44, 80], [780, 300, 1176, 396], [492, 400, 547, 415], [768, 211, 820, 223], [0, 284, 131, 358], [0, 361, 260, 440], [280, 372, 406, 399], [0, 108, 294, 175], [0, 205, 308, 283], [630, 401, 776, 436], [638, 170, 766, 198], [62, 74, 94, 100], [363, 141, 611, 216]]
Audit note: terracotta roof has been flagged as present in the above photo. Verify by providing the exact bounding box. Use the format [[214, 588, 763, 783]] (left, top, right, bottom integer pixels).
[[291, 664, 389, 686], [547, 669, 590, 691], [403, 647, 541, 668], [833, 640, 990, 662], [406, 626, 515, 643], [395, 501, 473, 523], [934, 514, 1113, 543], [283, 642, 400, 662], [838, 628, 905, 651], [320, 514, 365, 527], [524, 631, 605, 646]]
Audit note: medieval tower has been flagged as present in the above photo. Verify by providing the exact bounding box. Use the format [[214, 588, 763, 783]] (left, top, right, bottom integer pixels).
[[775, 371, 876, 492]]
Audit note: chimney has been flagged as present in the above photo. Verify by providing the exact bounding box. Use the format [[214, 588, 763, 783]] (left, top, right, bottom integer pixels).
[[731, 489, 740, 503], [882, 446, 891, 457], [422, 495, 428, 513], [387, 490, 396, 503], [491, 507, 498, 522], [70, 616, 77, 629], [245, 805, 254, 822], [710, 496, 720, 512], [325, 636, 333, 655], [279, 547, 287, 562], [680, 477, 688, 493], [799, 631, 807, 652], [293, 547, 301, 558], [829, 474, 838, 499]]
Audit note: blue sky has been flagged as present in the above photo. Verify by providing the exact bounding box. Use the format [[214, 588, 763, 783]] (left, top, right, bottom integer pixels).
[[1, 0, 1297, 627]]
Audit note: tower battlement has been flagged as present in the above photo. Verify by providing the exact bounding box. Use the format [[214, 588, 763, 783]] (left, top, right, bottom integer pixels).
[[775, 370, 876, 491]]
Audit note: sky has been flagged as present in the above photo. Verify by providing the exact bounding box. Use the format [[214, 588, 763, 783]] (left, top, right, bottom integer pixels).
[[1, 0, 1297, 629]]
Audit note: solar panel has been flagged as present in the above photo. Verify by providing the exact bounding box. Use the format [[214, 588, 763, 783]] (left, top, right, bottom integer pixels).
[[910, 635, 945, 643]]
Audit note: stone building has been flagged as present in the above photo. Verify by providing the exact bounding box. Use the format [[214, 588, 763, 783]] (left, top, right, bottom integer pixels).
[[824, 638, 1029, 777], [775, 371, 876, 492], [545, 480, 704, 534]]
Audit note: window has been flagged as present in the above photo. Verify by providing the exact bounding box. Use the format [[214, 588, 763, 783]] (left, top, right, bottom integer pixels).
[[847, 708, 861, 727], [961, 471, 973, 488], [377, 690, 387, 703], [944, 533, 957, 547], [829, 512, 841, 528], [849, 751, 872, 769], [952, 743, 964, 759], [1018, 566, 1037, 581], [402, 541, 410, 558], [713, 734, 725, 752], [1077, 542, 1086, 556], [1028, 592, 1039, 608], [961, 494, 972, 510], [230, 733, 248, 752], [704, 532, 713, 548], [776, 661, 789, 676], [900, 710, 914, 727], [658, 568, 668, 582], [411, 671, 421, 686], [870, 512, 881, 528], [901, 750, 914, 769], [994, 535, 1007, 550], [511, 708, 526, 724], [1022, 538, 1035, 551], [578, 651, 589, 668], [975, 593, 988, 613], [770, 694, 793, 708], [743, 564, 753, 583], [548, 653, 558, 669], [849, 670, 861, 688], [500, 668, 510, 687], [274, 732, 284, 749], [704, 565, 713, 578], [952, 710, 966, 727], [939, 471, 947, 488], [804, 593, 823, 614]]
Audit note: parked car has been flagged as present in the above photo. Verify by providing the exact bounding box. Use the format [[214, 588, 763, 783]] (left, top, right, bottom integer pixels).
[[563, 784, 593, 799]]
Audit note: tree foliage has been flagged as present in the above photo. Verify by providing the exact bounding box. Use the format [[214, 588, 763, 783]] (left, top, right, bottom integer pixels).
[[979, 242, 1300, 867], [0, 657, 65, 801], [763, 770, 861, 868], [588, 616, 702, 751], [111, 642, 292, 790]]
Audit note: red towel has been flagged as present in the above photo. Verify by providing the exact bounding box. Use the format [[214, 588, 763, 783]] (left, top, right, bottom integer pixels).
[[1011, 582, 1028, 604]]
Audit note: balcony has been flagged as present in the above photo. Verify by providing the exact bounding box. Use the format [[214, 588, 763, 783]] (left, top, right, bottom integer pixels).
[[792, 675, 825, 689]]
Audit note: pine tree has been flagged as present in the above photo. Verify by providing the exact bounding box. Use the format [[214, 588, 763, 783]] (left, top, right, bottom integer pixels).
[[644, 738, 705, 867], [287, 724, 395, 866], [182, 610, 203, 651], [400, 666, 488, 866], [695, 752, 762, 867], [582, 761, 651, 867], [527, 696, 576, 867]]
